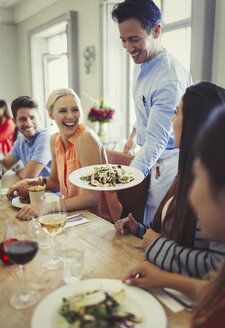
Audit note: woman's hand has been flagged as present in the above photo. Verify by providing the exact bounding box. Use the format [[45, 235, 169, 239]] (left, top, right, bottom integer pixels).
[[123, 261, 169, 289], [142, 229, 162, 250], [16, 204, 42, 221], [114, 213, 138, 235]]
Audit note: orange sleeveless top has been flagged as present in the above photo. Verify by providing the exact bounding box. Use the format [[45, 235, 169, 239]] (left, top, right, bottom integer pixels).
[[54, 124, 122, 222]]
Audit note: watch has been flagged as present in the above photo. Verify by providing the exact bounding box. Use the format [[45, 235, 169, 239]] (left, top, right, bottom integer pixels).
[[38, 176, 47, 186]]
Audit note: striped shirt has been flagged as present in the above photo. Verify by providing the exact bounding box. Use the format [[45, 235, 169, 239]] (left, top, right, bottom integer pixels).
[[137, 221, 225, 278]]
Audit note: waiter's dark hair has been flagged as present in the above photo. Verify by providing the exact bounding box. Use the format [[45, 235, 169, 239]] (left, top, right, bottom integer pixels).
[[112, 0, 161, 34]]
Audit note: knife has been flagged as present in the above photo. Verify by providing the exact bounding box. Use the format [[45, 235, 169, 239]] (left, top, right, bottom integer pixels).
[[162, 288, 193, 311], [67, 214, 84, 222]]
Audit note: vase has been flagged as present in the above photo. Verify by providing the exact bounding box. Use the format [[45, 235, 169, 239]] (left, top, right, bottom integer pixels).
[[96, 122, 106, 142]]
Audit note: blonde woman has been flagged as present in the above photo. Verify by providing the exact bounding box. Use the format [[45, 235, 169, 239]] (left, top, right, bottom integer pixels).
[[8, 88, 122, 220]]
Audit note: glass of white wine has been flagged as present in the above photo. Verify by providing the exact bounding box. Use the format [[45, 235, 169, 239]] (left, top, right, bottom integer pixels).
[[38, 194, 67, 270]]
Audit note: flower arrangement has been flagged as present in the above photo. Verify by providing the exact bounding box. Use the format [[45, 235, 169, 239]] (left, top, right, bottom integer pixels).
[[88, 98, 115, 140], [88, 98, 115, 124]]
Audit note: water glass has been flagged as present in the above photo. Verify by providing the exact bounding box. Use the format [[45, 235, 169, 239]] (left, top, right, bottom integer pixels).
[[31, 220, 50, 249], [61, 246, 84, 284]]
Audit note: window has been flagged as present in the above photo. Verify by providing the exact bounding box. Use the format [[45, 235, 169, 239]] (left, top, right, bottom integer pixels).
[[160, 0, 192, 70], [44, 32, 69, 93], [100, 0, 129, 150], [29, 12, 79, 133]]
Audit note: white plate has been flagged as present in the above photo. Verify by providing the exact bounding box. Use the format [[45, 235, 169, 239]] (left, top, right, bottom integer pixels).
[[69, 165, 144, 191], [31, 279, 167, 328], [9, 192, 60, 209]]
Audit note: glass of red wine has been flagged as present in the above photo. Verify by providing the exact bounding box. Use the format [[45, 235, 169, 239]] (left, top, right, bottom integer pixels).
[[3, 217, 40, 309]]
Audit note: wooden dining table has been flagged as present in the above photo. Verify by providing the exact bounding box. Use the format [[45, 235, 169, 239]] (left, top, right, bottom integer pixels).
[[0, 171, 192, 328]]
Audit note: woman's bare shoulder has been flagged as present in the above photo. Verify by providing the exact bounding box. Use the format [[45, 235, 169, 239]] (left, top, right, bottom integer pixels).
[[77, 126, 100, 145]]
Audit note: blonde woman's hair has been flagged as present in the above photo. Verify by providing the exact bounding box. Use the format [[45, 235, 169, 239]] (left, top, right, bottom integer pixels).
[[46, 88, 83, 121]]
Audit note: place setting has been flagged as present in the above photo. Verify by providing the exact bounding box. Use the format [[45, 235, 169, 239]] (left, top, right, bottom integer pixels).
[[31, 278, 167, 328]]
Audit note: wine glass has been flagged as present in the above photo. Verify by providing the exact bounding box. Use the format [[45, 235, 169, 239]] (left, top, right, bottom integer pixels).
[[38, 194, 67, 270], [3, 217, 39, 309]]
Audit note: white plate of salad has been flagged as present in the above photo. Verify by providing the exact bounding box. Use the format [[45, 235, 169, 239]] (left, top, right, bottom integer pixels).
[[69, 164, 144, 191], [31, 278, 167, 328]]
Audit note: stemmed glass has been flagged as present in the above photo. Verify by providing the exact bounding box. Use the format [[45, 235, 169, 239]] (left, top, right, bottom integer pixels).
[[3, 217, 39, 309], [38, 194, 67, 270]]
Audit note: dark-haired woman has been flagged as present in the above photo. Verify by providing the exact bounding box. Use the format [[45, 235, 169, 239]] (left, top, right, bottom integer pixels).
[[115, 82, 225, 278], [0, 100, 15, 158], [123, 104, 225, 327]]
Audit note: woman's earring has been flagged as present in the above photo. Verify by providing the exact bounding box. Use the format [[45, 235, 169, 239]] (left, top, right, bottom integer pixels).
[[50, 119, 54, 126]]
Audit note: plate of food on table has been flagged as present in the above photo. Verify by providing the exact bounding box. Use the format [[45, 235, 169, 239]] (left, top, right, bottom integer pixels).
[[69, 164, 144, 191], [31, 278, 167, 328], [9, 184, 59, 209]]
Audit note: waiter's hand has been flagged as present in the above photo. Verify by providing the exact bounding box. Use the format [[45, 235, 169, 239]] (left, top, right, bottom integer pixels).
[[123, 128, 136, 154], [123, 139, 136, 154]]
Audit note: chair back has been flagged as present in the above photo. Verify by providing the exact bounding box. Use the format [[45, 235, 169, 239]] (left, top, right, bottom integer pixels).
[[106, 150, 150, 223]]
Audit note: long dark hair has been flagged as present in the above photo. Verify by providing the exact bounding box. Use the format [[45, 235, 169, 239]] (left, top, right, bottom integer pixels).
[[192, 105, 225, 322], [152, 82, 225, 247], [0, 99, 12, 124]]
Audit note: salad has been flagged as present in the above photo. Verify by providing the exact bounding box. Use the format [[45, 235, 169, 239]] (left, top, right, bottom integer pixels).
[[80, 165, 134, 187], [58, 289, 142, 328]]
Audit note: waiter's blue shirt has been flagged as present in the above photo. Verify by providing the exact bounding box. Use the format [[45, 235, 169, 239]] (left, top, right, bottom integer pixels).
[[131, 49, 192, 176]]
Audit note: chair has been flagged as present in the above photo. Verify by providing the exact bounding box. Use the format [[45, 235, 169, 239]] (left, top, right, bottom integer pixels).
[[106, 150, 150, 223]]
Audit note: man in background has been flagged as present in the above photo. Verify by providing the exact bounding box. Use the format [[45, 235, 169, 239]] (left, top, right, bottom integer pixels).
[[1, 96, 51, 178], [112, 0, 192, 224]]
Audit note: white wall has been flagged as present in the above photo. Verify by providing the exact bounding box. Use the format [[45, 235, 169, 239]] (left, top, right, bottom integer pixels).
[[212, 0, 225, 87], [0, 23, 19, 104]]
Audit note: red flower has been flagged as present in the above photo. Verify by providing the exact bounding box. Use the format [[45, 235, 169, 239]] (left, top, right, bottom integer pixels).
[[88, 101, 115, 123]]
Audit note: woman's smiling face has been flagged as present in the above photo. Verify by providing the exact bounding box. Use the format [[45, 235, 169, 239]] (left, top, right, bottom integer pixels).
[[50, 94, 80, 139]]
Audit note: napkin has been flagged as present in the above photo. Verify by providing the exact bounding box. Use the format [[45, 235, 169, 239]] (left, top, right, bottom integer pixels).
[[1, 188, 9, 195], [65, 217, 90, 228], [147, 288, 193, 313]]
